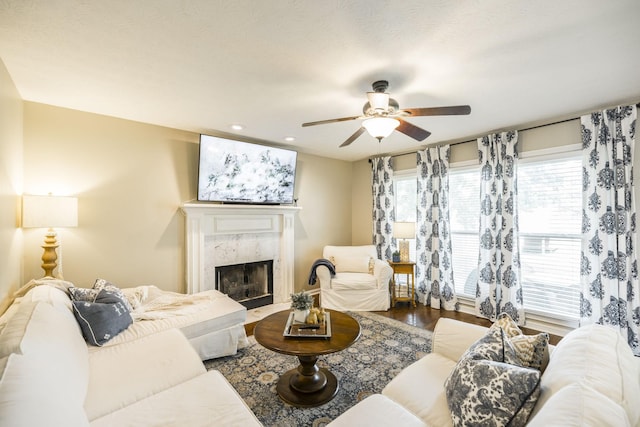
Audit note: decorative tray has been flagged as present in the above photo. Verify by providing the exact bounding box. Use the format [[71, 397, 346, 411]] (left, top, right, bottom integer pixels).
[[283, 312, 332, 338]]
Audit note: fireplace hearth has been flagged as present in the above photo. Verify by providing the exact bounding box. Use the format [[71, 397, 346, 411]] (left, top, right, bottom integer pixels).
[[216, 260, 274, 309]]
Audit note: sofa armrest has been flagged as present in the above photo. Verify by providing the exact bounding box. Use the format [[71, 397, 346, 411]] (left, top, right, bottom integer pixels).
[[431, 318, 488, 361], [373, 259, 393, 289]]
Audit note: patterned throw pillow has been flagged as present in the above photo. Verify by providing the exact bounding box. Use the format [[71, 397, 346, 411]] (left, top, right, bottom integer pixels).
[[93, 279, 134, 311], [445, 326, 541, 427], [68, 286, 97, 302], [493, 312, 549, 371]]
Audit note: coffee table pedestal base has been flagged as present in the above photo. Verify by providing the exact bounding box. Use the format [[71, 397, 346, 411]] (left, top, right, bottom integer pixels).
[[276, 366, 338, 407]]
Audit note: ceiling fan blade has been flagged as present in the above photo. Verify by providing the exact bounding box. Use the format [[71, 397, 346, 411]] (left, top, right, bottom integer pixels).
[[403, 105, 471, 117], [396, 119, 431, 141], [302, 116, 361, 127], [339, 127, 366, 147]]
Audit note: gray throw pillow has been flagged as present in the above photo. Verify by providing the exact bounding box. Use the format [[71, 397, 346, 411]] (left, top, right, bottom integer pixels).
[[71, 290, 133, 346]]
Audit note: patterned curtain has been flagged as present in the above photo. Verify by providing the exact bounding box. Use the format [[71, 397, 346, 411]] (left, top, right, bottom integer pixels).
[[415, 146, 458, 310], [580, 104, 639, 356], [371, 156, 395, 261], [475, 131, 524, 323]]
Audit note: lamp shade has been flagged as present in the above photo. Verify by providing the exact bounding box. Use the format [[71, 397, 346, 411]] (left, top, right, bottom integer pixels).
[[393, 221, 415, 240], [362, 117, 400, 139], [22, 195, 78, 228]]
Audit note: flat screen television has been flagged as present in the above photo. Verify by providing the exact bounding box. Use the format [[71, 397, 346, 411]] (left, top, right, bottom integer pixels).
[[197, 134, 298, 204]]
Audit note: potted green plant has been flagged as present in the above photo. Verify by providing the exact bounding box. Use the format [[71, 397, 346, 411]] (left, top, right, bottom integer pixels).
[[290, 291, 314, 323], [392, 250, 401, 263]]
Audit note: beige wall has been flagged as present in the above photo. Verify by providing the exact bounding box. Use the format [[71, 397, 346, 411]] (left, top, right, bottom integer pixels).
[[294, 154, 352, 291], [0, 59, 23, 311], [351, 118, 584, 245], [21, 102, 352, 293]]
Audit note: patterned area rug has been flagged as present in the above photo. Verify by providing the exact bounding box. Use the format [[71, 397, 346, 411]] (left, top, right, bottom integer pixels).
[[204, 311, 433, 427]]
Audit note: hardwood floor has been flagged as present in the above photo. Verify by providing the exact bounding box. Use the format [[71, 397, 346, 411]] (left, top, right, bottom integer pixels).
[[246, 301, 562, 345], [373, 302, 562, 345]]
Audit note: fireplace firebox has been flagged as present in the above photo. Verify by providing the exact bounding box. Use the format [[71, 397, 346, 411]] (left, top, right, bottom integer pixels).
[[215, 260, 274, 309]]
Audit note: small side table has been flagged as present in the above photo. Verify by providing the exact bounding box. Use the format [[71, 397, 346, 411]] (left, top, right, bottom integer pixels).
[[388, 261, 416, 307]]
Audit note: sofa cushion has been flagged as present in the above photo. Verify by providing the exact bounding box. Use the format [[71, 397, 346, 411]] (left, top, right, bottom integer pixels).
[[493, 312, 549, 371], [327, 394, 428, 427], [85, 328, 206, 421], [0, 353, 90, 427], [526, 383, 631, 427], [445, 325, 541, 427], [90, 370, 262, 427], [72, 293, 133, 346], [383, 352, 457, 426], [431, 317, 491, 361], [533, 324, 640, 426], [330, 273, 378, 290]]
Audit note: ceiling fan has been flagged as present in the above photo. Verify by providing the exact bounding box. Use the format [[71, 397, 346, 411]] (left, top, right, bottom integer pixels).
[[302, 80, 471, 147]]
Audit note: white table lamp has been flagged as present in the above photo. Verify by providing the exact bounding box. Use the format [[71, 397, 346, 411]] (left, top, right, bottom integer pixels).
[[393, 222, 415, 262], [22, 194, 78, 278]]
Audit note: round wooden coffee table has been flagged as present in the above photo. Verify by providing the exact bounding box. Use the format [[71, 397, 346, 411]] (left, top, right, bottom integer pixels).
[[253, 309, 360, 407]]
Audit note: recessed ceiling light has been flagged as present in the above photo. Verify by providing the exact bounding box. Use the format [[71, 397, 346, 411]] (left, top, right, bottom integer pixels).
[[284, 136, 296, 142], [230, 124, 244, 130]]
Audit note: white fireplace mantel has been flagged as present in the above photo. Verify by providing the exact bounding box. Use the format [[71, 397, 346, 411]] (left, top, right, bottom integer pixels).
[[180, 202, 301, 304]]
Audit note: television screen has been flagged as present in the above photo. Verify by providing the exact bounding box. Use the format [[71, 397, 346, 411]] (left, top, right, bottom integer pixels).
[[197, 134, 298, 204]]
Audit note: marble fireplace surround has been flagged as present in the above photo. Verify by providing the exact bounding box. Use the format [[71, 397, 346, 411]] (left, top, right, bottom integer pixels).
[[180, 203, 301, 307]]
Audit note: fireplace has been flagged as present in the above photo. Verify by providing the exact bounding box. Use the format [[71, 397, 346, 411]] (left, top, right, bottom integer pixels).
[[216, 260, 274, 309], [181, 203, 300, 307]]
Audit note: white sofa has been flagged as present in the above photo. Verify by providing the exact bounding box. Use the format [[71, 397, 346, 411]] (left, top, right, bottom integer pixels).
[[317, 245, 393, 311], [329, 317, 640, 427], [0, 282, 262, 426]]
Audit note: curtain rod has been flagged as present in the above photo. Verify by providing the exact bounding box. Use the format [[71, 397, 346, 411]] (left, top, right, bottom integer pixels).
[[369, 102, 640, 162]]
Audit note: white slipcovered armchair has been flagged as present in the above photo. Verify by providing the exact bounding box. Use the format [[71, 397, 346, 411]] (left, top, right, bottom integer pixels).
[[316, 245, 393, 311]]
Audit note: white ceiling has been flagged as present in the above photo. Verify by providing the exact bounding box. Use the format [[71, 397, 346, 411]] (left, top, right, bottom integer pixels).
[[1, 1, 639, 162]]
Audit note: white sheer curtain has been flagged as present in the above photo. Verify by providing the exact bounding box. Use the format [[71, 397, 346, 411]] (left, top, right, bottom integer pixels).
[[475, 131, 524, 323], [415, 146, 458, 310], [580, 104, 639, 356], [371, 156, 395, 261]]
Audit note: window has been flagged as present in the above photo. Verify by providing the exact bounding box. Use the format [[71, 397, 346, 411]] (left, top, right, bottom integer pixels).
[[517, 153, 581, 319], [449, 166, 480, 297], [449, 152, 582, 319], [394, 172, 417, 261]]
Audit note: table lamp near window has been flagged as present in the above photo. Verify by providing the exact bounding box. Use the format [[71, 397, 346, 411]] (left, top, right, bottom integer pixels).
[[22, 194, 78, 278], [393, 221, 415, 262]]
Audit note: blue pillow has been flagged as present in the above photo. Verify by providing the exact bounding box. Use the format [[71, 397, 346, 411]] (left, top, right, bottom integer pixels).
[[72, 290, 132, 346]]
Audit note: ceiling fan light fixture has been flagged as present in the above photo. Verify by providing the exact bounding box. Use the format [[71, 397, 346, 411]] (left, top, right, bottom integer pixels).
[[362, 117, 400, 141], [366, 92, 390, 111]]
